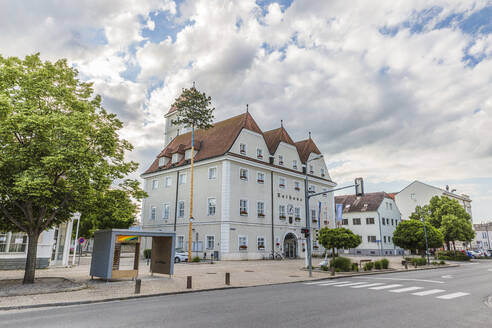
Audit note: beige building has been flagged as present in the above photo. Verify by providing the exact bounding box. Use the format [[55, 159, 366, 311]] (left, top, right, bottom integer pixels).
[[140, 109, 336, 260]]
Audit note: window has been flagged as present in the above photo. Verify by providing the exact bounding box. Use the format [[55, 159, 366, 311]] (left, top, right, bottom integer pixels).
[[208, 167, 217, 179], [278, 155, 284, 165], [321, 168, 325, 176], [256, 148, 263, 159], [240, 168, 248, 180], [308, 185, 315, 193], [178, 201, 185, 218], [382, 218, 386, 225], [293, 160, 298, 170], [391, 219, 394, 226], [295, 207, 301, 219], [279, 205, 286, 219], [152, 179, 159, 190], [390, 203, 393, 210], [279, 177, 286, 189], [322, 188, 328, 197], [150, 206, 156, 220], [0, 233, 7, 253], [342, 219, 349, 225], [410, 193, 416, 200], [309, 164, 314, 174], [353, 218, 361, 225], [177, 236, 184, 249], [368, 235, 376, 243], [257, 201, 265, 217], [239, 236, 248, 250], [179, 173, 187, 185], [257, 237, 265, 250], [159, 157, 165, 166], [240, 143, 247, 155], [388, 236, 392, 243], [206, 236, 215, 250], [383, 236, 387, 243], [8, 233, 27, 253], [257, 172, 265, 184], [294, 181, 300, 191], [165, 176, 172, 187], [366, 217, 375, 224], [311, 209, 317, 222], [163, 204, 170, 220], [240, 199, 248, 216], [208, 198, 216, 216]]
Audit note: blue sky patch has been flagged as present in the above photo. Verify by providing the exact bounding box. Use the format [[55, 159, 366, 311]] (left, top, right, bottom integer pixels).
[[70, 27, 107, 46], [141, 9, 192, 44], [459, 5, 492, 35]]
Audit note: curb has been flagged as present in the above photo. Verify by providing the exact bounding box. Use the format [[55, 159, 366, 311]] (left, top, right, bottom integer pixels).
[[0, 264, 460, 311]]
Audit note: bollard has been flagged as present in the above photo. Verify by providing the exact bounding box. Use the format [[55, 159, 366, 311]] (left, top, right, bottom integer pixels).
[[187, 276, 192, 289], [135, 279, 141, 294], [330, 266, 335, 276], [225, 272, 230, 285], [405, 262, 408, 270]]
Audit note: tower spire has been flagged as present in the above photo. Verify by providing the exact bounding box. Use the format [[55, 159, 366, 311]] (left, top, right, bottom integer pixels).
[[280, 119, 283, 128], [246, 104, 249, 112], [308, 131, 311, 139]]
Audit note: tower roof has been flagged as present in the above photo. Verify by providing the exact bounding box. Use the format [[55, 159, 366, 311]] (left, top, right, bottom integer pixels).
[[263, 127, 296, 155], [294, 138, 321, 163]]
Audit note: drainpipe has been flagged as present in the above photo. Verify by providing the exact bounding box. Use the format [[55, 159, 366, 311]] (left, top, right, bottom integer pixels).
[[377, 212, 383, 256], [486, 224, 491, 250], [271, 171, 275, 259], [173, 170, 179, 232]]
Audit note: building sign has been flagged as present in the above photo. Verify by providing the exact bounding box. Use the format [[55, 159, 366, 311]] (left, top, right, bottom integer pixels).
[[336, 204, 343, 222], [116, 235, 138, 243]]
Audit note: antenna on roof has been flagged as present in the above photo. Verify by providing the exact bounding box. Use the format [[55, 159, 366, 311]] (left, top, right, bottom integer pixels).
[[308, 131, 312, 139], [246, 104, 249, 112], [192, 81, 195, 88], [280, 119, 283, 128]]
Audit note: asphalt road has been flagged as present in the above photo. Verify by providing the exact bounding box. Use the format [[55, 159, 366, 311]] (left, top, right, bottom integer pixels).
[[2, 261, 492, 327]]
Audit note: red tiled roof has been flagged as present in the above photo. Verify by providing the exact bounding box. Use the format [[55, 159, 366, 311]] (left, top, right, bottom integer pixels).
[[144, 112, 262, 174], [294, 138, 321, 163], [263, 127, 296, 155]]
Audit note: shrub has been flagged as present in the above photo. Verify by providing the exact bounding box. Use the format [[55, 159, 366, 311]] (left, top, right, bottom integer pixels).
[[363, 262, 374, 271], [330, 256, 352, 272], [374, 260, 382, 270], [351, 263, 359, 272], [143, 249, 152, 259], [192, 256, 201, 263], [436, 251, 470, 262], [381, 258, 389, 269], [320, 265, 329, 271], [410, 257, 427, 266], [439, 260, 446, 265]]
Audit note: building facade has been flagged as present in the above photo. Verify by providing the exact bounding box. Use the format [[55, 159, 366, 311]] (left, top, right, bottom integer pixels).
[[471, 223, 492, 250], [395, 181, 472, 220], [140, 110, 337, 260], [335, 192, 403, 256]]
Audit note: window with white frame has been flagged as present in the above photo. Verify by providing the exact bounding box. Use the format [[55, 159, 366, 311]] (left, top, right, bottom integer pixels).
[[152, 179, 159, 190], [279, 205, 286, 219], [311, 209, 317, 222], [389, 203, 393, 210], [162, 204, 170, 220], [278, 155, 284, 165], [239, 236, 248, 250], [177, 236, 184, 249], [257, 237, 265, 250], [179, 173, 187, 185], [322, 188, 328, 197], [206, 236, 215, 250], [165, 176, 172, 187], [295, 207, 301, 219], [240, 168, 248, 180], [257, 201, 265, 217], [208, 167, 217, 180], [240, 199, 248, 216], [256, 148, 263, 159], [178, 201, 185, 218], [366, 217, 375, 224], [240, 143, 247, 155], [150, 206, 156, 220], [367, 235, 376, 243], [294, 181, 300, 191], [279, 177, 286, 189], [321, 168, 325, 176], [309, 164, 314, 174], [257, 172, 265, 184], [308, 185, 315, 193], [293, 160, 298, 170], [208, 198, 216, 216], [483, 232, 488, 239], [0, 233, 8, 253]]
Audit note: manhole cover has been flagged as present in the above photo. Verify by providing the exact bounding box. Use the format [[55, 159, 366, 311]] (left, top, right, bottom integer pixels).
[[244, 270, 254, 272]]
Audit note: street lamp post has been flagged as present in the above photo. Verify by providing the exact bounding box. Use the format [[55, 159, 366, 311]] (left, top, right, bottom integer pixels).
[[422, 216, 430, 264]]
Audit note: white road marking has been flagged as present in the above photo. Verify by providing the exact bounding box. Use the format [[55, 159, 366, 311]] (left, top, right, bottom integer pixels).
[[390, 286, 424, 293], [317, 281, 351, 286], [487, 269, 492, 272], [412, 289, 446, 296], [369, 284, 403, 290], [354, 277, 444, 284], [436, 292, 470, 300], [441, 275, 453, 279], [303, 281, 335, 285], [333, 282, 368, 287], [350, 283, 385, 289]]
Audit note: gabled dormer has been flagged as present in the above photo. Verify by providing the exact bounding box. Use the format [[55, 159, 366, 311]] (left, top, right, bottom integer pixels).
[[263, 122, 301, 171], [295, 135, 330, 179]]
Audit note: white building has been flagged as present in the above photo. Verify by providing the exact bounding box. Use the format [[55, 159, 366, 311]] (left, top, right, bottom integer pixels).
[[140, 109, 336, 260], [395, 181, 472, 221], [335, 192, 403, 256], [471, 223, 492, 250]]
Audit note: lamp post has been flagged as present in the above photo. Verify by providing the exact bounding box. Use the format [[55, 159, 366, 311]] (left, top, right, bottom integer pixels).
[[422, 216, 430, 264]]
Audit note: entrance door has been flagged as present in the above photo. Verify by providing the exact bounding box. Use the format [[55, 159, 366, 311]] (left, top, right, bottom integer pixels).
[[283, 233, 297, 259]]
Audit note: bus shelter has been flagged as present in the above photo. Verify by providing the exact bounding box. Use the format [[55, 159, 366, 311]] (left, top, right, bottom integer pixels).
[[90, 229, 175, 280]]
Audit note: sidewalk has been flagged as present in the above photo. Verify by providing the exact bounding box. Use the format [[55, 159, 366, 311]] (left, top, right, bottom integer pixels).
[[0, 255, 439, 309]]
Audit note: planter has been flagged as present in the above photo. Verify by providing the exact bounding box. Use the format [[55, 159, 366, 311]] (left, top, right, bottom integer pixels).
[[295, 217, 301, 222], [240, 176, 248, 180], [258, 214, 265, 218], [279, 184, 285, 188], [313, 246, 319, 249], [293, 166, 298, 170], [323, 220, 328, 225], [257, 155, 263, 159], [239, 246, 248, 250], [258, 247, 265, 250], [312, 219, 318, 223], [279, 161, 284, 165], [240, 150, 246, 155], [279, 216, 286, 220], [240, 211, 248, 216], [294, 187, 300, 191], [257, 179, 264, 183]]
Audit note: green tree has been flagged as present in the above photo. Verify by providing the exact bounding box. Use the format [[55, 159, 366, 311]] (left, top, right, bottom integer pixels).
[[409, 205, 430, 221], [0, 54, 142, 283], [393, 220, 444, 255], [440, 214, 475, 252], [427, 196, 471, 228], [170, 86, 214, 259], [318, 227, 362, 261]]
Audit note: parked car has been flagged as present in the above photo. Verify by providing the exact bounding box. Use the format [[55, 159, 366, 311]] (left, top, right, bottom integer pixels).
[[461, 250, 473, 258], [174, 248, 189, 263], [468, 250, 481, 258]]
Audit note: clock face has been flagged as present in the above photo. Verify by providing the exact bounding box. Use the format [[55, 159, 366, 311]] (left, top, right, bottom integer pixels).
[[287, 204, 294, 214]]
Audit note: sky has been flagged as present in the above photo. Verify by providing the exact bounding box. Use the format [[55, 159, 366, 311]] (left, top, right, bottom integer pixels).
[[1, 0, 491, 223]]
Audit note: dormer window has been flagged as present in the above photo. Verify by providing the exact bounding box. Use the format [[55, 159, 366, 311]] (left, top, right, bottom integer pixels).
[[321, 168, 325, 177], [158, 157, 166, 167], [278, 155, 284, 166], [293, 160, 298, 170], [256, 148, 263, 159], [240, 168, 248, 181], [309, 165, 314, 174], [240, 143, 247, 155]]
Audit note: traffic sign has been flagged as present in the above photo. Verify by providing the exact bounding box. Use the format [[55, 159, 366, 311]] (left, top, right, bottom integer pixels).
[[78, 237, 86, 244]]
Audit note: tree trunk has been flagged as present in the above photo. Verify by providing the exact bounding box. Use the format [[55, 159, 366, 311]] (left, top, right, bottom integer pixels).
[[23, 231, 40, 284], [446, 241, 451, 251]]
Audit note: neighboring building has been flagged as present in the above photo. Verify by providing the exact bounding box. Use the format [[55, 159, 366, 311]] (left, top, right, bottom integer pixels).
[[335, 192, 403, 256], [395, 181, 472, 221], [471, 223, 492, 250], [140, 109, 336, 260]]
